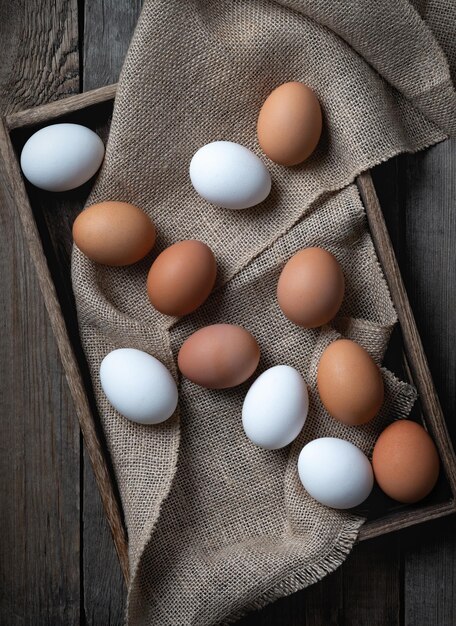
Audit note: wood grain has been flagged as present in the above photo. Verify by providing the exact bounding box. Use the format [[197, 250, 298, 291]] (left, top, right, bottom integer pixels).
[[0, 2, 81, 624], [401, 141, 456, 626], [83, 0, 143, 91], [81, 0, 143, 620], [373, 140, 456, 626], [342, 538, 401, 626], [401, 142, 456, 445], [403, 517, 456, 626], [6, 84, 117, 130], [292, 521, 401, 624], [303, 568, 343, 625], [0, 1, 79, 113], [82, 455, 127, 624]]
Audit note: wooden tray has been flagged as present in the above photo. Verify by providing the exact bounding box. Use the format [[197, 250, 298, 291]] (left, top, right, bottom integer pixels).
[[1, 84, 455, 583]]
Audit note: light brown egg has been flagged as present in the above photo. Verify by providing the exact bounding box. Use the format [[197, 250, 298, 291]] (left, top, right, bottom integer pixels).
[[73, 201, 156, 266], [317, 339, 384, 426], [257, 81, 322, 166], [372, 420, 439, 503], [177, 324, 260, 389], [277, 247, 344, 328], [147, 240, 217, 316]]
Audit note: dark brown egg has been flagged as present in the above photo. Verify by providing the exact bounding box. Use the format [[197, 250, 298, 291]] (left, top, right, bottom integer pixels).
[[277, 247, 344, 328], [372, 420, 439, 503], [257, 82, 322, 166], [147, 240, 217, 316], [317, 339, 384, 426], [177, 324, 260, 389]]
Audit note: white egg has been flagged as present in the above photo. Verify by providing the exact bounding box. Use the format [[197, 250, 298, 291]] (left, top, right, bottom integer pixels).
[[242, 365, 308, 449], [189, 140, 271, 210], [100, 348, 178, 425], [298, 438, 374, 509], [20, 123, 105, 192]]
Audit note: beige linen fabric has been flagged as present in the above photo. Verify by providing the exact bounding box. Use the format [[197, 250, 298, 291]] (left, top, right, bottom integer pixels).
[[71, 1, 455, 623]]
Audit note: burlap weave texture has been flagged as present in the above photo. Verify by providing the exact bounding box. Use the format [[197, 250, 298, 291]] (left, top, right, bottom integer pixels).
[[71, 1, 455, 623]]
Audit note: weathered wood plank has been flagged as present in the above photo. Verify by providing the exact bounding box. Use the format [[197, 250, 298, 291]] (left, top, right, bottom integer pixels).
[[303, 569, 343, 625], [373, 139, 456, 626], [237, 587, 310, 625], [82, 455, 127, 624], [400, 141, 456, 440], [342, 537, 401, 626], [0, 1, 81, 624], [403, 517, 456, 626], [400, 141, 456, 626], [83, 0, 143, 90], [81, 1, 143, 622], [0, 1, 79, 111]]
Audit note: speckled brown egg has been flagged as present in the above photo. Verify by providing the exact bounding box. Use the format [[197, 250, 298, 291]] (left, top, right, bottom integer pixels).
[[372, 420, 440, 503], [317, 339, 384, 426], [72, 201, 156, 266], [277, 247, 344, 328], [177, 324, 260, 389], [257, 82, 322, 166], [147, 240, 217, 316]]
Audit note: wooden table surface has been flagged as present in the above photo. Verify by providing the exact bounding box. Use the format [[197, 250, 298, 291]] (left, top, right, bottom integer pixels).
[[1, 2, 455, 624]]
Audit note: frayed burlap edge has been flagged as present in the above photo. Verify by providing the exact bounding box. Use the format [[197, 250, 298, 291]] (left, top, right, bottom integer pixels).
[[222, 515, 364, 624]]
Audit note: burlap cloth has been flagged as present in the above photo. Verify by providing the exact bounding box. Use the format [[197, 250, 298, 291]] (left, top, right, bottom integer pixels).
[[71, 1, 455, 623]]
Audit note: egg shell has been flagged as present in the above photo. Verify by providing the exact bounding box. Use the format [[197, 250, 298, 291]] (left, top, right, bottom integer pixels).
[[242, 365, 308, 450], [100, 348, 178, 425], [147, 240, 217, 316], [298, 438, 374, 509], [189, 141, 271, 210], [73, 201, 156, 266], [257, 82, 322, 166], [277, 247, 345, 328], [20, 123, 105, 192], [372, 420, 440, 503], [317, 339, 384, 426], [178, 324, 260, 389]]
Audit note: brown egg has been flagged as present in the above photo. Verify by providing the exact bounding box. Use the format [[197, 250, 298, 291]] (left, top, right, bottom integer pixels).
[[277, 247, 344, 328], [372, 420, 439, 503], [73, 201, 156, 266], [178, 324, 260, 389], [257, 81, 322, 166], [147, 240, 217, 316], [317, 339, 384, 426]]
